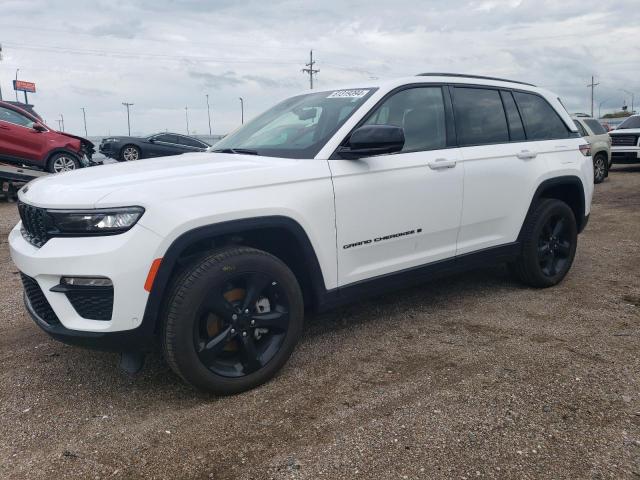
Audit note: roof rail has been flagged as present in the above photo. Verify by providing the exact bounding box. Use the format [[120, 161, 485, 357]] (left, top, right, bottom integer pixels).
[[416, 73, 535, 87]]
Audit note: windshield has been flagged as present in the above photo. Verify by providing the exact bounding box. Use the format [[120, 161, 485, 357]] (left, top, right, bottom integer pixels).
[[617, 116, 640, 130], [212, 88, 376, 159]]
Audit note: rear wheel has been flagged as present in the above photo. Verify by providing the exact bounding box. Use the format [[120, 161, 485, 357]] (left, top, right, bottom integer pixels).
[[511, 199, 577, 288], [48, 153, 80, 173], [162, 247, 304, 395], [120, 145, 141, 161], [593, 153, 607, 184]]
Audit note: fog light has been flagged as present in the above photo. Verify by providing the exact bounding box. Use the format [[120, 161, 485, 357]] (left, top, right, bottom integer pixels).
[[60, 276, 113, 287]]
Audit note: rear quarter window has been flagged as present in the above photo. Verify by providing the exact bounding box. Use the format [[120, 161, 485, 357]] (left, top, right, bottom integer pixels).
[[584, 119, 607, 135], [513, 92, 570, 140]]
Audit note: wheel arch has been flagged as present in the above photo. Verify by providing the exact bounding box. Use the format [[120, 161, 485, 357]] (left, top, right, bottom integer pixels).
[[519, 176, 588, 239], [142, 216, 327, 333]]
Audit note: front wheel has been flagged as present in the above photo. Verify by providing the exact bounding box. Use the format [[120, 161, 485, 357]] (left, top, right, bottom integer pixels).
[[48, 153, 80, 173], [162, 247, 304, 395], [511, 199, 577, 288]]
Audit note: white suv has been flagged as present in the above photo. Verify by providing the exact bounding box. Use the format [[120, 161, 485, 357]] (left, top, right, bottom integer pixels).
[[9, 74, 593, 394], [609, 114, 640, 164]]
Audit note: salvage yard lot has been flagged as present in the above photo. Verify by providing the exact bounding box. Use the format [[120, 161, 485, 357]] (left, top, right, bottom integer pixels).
[[0, 166, 639, 480]]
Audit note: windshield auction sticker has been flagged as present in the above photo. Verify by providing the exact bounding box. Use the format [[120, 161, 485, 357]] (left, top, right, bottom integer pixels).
[[327, 89, 370, 99]]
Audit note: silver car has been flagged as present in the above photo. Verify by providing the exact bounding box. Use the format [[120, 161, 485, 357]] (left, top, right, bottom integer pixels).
[[572, 114, 612, 184]]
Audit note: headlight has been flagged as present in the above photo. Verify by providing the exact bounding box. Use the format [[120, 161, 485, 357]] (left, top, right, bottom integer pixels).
[[102, 138, 119, 143], [47, 207, 145, 235]]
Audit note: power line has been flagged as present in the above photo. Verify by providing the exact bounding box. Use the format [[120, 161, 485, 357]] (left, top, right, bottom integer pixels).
[[302, 50, 319, 89]]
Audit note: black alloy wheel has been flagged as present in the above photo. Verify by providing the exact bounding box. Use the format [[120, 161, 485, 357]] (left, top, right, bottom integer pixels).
[[511, 198, 577, 288], [194, 271, 291, 378], [163, 247, 304, 394], [537, 214, 572, 277]]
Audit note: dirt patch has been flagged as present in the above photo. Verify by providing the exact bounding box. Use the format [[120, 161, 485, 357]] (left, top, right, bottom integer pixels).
[[1, 165, 639, 479]]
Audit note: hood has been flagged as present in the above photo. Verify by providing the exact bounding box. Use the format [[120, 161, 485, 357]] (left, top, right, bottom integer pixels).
[[18, 152, 319, 209], [609, 128, 640, 135], [56, 131, 95, 149]]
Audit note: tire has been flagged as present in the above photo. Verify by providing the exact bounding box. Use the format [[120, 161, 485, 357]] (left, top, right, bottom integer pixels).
[[162, 247, 304, 395], [47, 152, 80, 173], [593, 153, 607, 184], [511, 198, 577, 288], [120, 145, 141, 161]]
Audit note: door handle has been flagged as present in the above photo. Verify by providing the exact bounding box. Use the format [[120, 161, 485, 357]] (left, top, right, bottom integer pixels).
[[516, 150, 537, 160], [428, 158, 457, 170]]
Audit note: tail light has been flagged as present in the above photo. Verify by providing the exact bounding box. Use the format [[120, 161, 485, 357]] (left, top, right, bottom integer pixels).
[[579, 144, 591, 156]]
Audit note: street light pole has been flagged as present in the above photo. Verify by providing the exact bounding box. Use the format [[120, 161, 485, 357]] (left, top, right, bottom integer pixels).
[[239, 97, 244, 125], [185, 106, 190, 135], [81, 107, 88, 137], [14, 68, 19, 102], [598, 98, 611, 119], [621, 89, 635, 114], [122, 102, 134, 136], [205, 94, 212, 136], [59, 114, 65, 132]]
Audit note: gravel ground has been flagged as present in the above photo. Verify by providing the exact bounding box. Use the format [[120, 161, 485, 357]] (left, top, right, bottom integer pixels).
[[0, 166, 639, 480]]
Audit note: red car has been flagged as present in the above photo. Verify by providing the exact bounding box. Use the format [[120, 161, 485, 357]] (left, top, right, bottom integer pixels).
[[0, 101, 95, 173]]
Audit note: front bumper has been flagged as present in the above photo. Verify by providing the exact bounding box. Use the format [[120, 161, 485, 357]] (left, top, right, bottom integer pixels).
[[611, 146, 640, 164], [99, 142, 120, 159], [9, 221, 164, 343]]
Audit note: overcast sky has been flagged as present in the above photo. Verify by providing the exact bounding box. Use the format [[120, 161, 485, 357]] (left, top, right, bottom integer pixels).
[[0, 0, 638, 137]]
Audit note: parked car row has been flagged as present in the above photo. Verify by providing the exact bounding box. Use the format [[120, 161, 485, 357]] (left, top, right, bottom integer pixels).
[[99, 133, 210, 161]]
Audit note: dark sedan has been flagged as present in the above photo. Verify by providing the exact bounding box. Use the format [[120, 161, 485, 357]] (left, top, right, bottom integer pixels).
[[99, 133, 211, 161]]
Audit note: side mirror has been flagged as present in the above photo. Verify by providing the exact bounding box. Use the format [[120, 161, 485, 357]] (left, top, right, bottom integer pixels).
[[32, 123, 46, 132], [338, 125, 405, 159]]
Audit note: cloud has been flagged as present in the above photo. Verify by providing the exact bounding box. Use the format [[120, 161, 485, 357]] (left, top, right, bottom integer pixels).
[[0, 0, 637, 135], [189, 70, 245, 88]]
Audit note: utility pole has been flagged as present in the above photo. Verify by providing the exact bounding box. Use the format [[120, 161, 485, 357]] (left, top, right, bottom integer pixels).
[[587, 76, 599, 117], [56, 119, 63, 131], [205, 94, 212, 136], [185, 106, 190, 134], [122, 102, 134, 136], [239, 97, 244, 125], [14, 68, 19, 101], [81, 107, 88, 136], [621, 89, 635, 114], [302, 50, 319, 89], [59, 114, 65, 132]]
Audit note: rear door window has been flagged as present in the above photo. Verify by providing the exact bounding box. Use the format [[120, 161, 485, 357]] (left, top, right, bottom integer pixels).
[[452, 87, 509, 146], [513, 92, 570, 140], [177, 136, 205, 148]]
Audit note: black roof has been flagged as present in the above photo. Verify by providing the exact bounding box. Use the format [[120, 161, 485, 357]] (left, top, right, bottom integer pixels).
[[416, 73, 535, 87]]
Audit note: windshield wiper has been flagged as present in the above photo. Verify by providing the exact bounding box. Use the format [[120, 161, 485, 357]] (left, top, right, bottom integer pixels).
[[211, 148, 259, 155]]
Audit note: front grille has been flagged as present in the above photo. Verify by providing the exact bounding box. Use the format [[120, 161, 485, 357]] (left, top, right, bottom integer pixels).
[[66, 289, 114, 321], [17, 202, 52, 247], [610, 135, 639, 147], [20, 273, 60, 325]]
